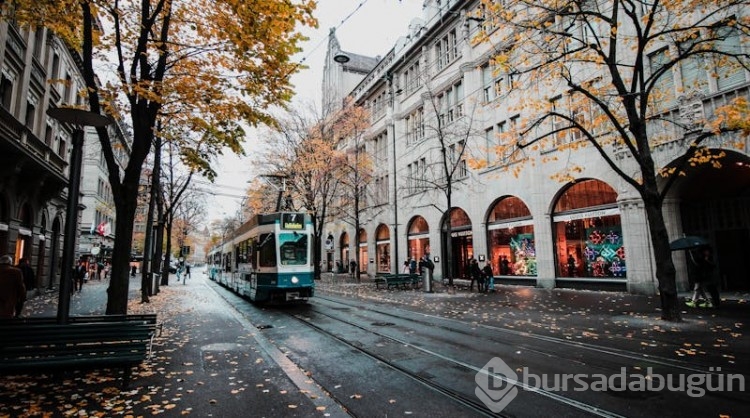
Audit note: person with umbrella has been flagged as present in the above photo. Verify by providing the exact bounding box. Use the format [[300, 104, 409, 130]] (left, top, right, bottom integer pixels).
[[686, 247, 716, 308]]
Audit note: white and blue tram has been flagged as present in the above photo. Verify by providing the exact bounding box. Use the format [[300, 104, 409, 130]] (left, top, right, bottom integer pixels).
[[207, 212, 314, 302]]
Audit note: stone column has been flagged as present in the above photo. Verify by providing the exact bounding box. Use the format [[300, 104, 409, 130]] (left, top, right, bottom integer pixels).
[[619, 198, 658, 295]]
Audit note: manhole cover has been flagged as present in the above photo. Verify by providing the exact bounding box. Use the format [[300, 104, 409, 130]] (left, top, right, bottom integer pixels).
[[257, 324, 274, 330], [371, 322, 395, 327]]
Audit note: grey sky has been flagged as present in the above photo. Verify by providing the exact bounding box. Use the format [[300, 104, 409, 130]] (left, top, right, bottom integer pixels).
[[206, 0, 423, 221]]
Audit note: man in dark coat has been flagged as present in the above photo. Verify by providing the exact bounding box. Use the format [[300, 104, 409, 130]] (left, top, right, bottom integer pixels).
[[0, 255, 26, 318], [74, 259, 87, 292], [18, 257, 35, 290]]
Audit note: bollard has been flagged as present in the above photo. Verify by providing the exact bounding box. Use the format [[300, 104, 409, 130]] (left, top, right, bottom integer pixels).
[[423, 269, 432, 293]]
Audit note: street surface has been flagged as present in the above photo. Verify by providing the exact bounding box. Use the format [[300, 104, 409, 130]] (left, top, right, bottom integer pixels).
[[1, 268, 748, 417]]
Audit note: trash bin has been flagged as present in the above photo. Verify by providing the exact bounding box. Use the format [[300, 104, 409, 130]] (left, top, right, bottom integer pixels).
[[423, 269, 432, 293]]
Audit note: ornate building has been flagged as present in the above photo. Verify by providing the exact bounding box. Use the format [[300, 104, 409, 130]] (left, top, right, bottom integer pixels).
[[78, 121, 131, 264], [0, 21, 88, 288], [322, 0, 750, 294]]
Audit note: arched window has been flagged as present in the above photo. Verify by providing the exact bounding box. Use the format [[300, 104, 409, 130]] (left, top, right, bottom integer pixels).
[[357, 229, 368, 273], [407, 216, 430, 263], [552, 179, 625, 279], [487, 196, 536, 276], [441, 207, 473, 280], [375, 224, 391, 273]]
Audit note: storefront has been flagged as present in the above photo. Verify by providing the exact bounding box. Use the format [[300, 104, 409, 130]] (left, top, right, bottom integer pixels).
[[358, 228, 368, 273], [552, 180, 625, 279], [339, 232, 349, 272], [442, 208, 473, 279], [487, 196, 536, 277], [375, 224, 391, 273], [407, 216, 430, 262]]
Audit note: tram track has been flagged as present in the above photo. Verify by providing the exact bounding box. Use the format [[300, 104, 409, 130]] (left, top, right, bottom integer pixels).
[[314, 295, 729, 376], [292, 299, 629, 418], [206, 278, 746, 416]]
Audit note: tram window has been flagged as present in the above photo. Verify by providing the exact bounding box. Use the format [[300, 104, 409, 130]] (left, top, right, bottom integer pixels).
[[258, 233, 277, 267], [279, 232, 308, 265]]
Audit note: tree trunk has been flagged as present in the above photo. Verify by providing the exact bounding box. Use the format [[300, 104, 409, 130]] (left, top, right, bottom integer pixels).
[[106, 185, 139, 315], [642, 192, 681, 321], [141, 174, 156, 302], [161, 216, 173, 286], [152, 218, 164, 294], [444, 189, 453, 286], [150, 139, 163, 295], [312, 212, 323, 281]]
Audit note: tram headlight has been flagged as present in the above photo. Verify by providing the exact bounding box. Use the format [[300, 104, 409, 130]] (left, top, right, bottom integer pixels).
[[291, 276, 299, 284]]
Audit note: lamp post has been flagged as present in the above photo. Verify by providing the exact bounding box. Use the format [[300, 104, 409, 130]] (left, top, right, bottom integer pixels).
[[47, 107, 111, 324]]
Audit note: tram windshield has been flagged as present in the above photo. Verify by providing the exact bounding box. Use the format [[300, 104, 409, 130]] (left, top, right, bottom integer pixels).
[[278, 232, 309, 265]]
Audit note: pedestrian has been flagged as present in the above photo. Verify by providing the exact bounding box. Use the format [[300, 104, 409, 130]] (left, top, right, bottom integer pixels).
[[422, 255, 435, 282], [686, 247, 716, 308], [409, 258, 417, 275], [97, 262, 104, 280], [402, 260, 410, 274], [470, 258, 483, 292], [349, 260, 357, 278], [74, 259, 87, 292], [0, 255, 26, 318], [130, 264, 137, 277], [18, 257, 36, 291], [482, 262, 494, 293]]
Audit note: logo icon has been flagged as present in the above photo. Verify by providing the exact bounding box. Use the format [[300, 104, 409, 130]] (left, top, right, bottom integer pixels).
[[475, 357, 519, 413]]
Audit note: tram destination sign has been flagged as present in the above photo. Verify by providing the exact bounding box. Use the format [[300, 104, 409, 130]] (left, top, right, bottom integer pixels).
[[281, 213, 305, 230]]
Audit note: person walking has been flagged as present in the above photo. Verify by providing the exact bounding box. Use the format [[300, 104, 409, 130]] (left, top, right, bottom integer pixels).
[[686, 247, 716, 308], [349, 260, 357, 278], [0, 255, 26, 318], [402, 260, 410, 274], [74, 259, 87, 293], [183, 264, 191, 284], [18, 257, 36, 291], [470, 258, 483, 292], [482, 262, 494, 293]]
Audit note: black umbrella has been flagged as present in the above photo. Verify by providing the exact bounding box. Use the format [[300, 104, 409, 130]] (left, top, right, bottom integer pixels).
[[669, 236, 709, 251]]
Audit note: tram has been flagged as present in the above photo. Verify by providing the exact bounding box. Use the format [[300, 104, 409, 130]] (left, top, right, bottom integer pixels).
[[207, 212, 314, 303]]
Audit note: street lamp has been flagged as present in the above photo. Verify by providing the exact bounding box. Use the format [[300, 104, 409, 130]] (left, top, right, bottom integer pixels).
[[47, 107, 111, 324]]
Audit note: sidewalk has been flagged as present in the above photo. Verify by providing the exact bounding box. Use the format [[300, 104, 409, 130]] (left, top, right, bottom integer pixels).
[[1, 274, 333, 417]]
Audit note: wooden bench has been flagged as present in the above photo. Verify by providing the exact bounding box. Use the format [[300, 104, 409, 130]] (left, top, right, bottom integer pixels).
[[374, 274, 421, 289], [0, 314, 159, 388]]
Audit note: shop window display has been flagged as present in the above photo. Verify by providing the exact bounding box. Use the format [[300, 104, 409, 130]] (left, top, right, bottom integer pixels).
[[552, 180, 626, 279], [407, 216, 430, 262], [358, 228, 368, 273], [375, 224, 391, 273], [487, 196, 536, 276], [554, 216, 625, 278]]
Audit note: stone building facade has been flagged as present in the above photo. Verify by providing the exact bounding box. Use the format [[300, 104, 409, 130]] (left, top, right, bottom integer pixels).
[[0, 21, 90, 289], [322, 0, 750, 294]]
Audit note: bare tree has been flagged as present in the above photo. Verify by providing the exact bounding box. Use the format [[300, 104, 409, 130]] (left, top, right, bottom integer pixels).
[[475, 0, 750, 320], [258, 103, 345, 280], [406, 79, 484, 285]]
